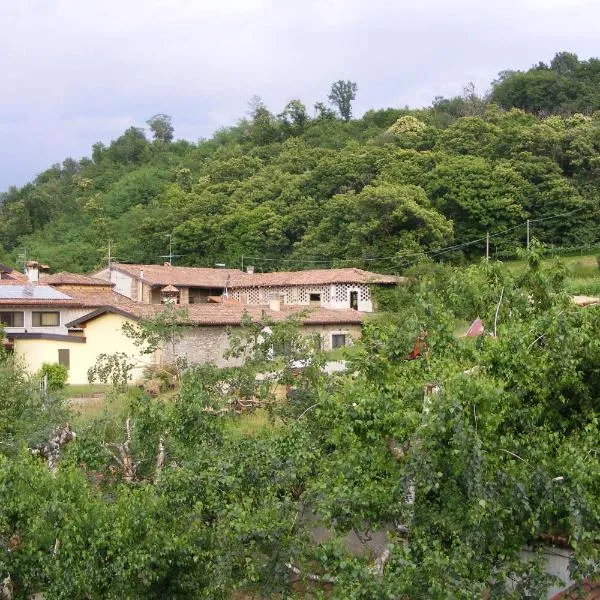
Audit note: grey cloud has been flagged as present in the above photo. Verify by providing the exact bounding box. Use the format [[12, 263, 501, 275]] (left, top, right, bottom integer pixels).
[[1, 0, 599, 189]]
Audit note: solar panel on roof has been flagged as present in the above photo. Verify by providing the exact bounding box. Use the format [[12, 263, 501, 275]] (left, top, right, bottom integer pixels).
[[0, 285, 72, 300]]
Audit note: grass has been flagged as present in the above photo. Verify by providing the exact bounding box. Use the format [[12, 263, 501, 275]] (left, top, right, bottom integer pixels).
[[68, 391, 131, 426], [224, 408, 279, 436], [65, 383, 111, 398], [503, 253, 600, 296]]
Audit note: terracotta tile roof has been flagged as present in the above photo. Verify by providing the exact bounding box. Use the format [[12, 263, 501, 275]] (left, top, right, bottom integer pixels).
[[231, 268, 400, 287], [0, 263, 27, 284], [0, 285, 136, 308], [68, 303, 366, 328], [109, 264, 401, 288], [111, 264, 240, 288], [43, 272, 114, 286], [160, 284, 180, 293], [550, 578, 600, 599]]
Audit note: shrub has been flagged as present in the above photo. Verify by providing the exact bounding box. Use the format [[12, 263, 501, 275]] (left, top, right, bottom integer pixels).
[[38, 362, 68, 391]]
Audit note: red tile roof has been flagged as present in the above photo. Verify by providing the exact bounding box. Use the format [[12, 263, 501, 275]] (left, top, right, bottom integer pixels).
[[67, 304, 366, 328], [231, 268, 400, 287], [110, 264, 240, 288], [108, 264, 400, 288], [550, 578, 600, 599], [0, 286, 135, 308], [0, 264, 27, 284], [43, 272, 114, 286]]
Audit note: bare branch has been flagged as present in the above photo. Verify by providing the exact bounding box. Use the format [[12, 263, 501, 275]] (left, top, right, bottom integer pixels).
[[154, 436, 165, 484], [371, 547, 391, 577], [285, 562, 337, 584], [493, 287, 504, 337], [500, 448, 531, 466]]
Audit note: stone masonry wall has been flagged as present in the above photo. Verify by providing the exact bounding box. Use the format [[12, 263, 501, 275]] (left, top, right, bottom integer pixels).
[[163, 323, 363, 367]]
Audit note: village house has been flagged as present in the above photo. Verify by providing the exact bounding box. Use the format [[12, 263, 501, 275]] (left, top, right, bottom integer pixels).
[[1, 262, 398, 384], [0, 266, 148, 384], [92, 263, 400, 311]]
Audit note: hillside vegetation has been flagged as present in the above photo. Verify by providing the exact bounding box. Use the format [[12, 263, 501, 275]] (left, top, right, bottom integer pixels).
[[1, 52, 600, 274]]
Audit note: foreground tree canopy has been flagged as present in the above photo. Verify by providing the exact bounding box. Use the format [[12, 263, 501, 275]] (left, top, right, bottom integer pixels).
[[1, 252, 599, 598], [1, 55, 600, 273]]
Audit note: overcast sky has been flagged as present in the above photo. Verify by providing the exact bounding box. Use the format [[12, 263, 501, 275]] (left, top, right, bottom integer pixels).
[[1, 0, 598, 191]]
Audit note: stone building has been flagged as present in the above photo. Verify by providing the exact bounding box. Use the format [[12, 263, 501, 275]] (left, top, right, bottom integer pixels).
[[92, 263, 400, 312]]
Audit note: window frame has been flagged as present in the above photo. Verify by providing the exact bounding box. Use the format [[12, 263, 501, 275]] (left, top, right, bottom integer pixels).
[[331, 333, 347, 349], [32, 311, 60, 327], [0, 311, 24, 327], [58, 349, 70, 369]]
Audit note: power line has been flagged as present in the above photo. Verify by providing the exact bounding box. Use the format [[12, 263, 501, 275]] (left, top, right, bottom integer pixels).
[[240, 207, 588, 267]]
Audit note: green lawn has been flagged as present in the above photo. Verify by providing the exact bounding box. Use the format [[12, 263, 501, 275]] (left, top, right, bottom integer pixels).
[[503, 253, 600, 296], [65, 383, 112, 398]]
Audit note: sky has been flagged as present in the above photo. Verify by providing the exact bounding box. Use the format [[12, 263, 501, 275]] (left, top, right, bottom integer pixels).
[[1, 0, 598, 191]]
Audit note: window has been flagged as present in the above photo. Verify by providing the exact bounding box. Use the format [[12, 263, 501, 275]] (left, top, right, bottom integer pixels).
[[309, 293, 321, 306], [0, 311, 24, 327], [350, 291, 358, 310], [58, 349, 70, 369], [32, 311, 60, 327], [332, 334, 347, 349]]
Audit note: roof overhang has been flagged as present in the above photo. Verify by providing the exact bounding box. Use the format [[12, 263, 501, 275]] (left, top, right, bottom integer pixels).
[[65, 305, 140, 328], [7, 332, 86, 343]]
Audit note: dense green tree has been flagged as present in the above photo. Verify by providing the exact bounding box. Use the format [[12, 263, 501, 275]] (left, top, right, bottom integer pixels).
[[328, 79, 358, 121], [2, 53, 600, 272], [146, 113, 175, 143]]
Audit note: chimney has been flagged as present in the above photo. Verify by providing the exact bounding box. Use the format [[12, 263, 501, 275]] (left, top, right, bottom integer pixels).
[[139, 269, 144, 280], [246, 265, 255, 274], [26, 260, 40, 283]]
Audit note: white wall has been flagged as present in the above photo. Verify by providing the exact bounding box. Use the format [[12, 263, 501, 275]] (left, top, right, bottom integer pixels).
[[3, 307, 92, 335], [94, 268, 134, 299]]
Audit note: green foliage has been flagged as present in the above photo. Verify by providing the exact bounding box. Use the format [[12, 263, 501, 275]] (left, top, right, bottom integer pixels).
[[491, 52, 600, 116], [3, 56, 600, 271], [37, 362, 68, 391], [146, 113, 174, 143], [122, 306, 189, 355], [87, 352, 135, 389], [1, 257, 600, 597], [328, 80, 358, 121]]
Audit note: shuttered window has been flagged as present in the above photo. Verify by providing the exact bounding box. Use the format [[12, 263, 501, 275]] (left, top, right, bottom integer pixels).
[[32, 311, 60, 327], [58, 349, 70, 369]]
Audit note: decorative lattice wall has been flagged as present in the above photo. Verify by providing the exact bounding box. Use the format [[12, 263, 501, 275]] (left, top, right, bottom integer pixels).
[[333, 284, 370, 304], [231, 285, 333, 306]]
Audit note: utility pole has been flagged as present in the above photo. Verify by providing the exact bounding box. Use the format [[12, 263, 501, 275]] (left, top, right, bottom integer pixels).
[[526, 219, 530, 250], [241, 255, 244, 272], [160, 234, 181, 265], [17, 247, 27, 274], [107, 240, 113, 284], [486, 231, 490, 262]]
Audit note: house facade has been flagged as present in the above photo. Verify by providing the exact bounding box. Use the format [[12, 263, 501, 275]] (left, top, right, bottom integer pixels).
[[92, 264, 400, 312], [2, 262, 397, 384]]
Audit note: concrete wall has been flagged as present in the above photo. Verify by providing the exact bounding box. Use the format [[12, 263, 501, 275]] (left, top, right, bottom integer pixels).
[[14, 312, 153, 385]]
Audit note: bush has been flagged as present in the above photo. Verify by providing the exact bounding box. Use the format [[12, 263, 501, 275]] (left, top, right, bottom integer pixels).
[[38, 362, 68, 391]]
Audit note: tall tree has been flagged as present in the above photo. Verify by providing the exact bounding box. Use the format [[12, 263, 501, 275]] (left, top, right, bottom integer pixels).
[[146, 114, 174, 143], [328, 80, 358, 121]]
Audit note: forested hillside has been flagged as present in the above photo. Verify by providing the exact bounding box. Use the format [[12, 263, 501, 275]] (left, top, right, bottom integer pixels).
[[1, 52, 600, 274]]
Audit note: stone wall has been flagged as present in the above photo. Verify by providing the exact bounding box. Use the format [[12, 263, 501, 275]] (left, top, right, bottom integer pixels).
[[164, 326, 242, 367], [163, 323, 363, 367]]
